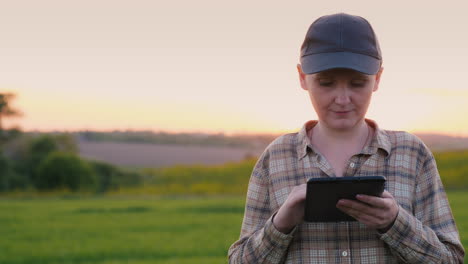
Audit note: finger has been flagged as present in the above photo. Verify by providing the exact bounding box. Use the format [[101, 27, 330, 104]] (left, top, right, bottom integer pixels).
[[337, 204, 381, 223], [337, 203, 387, 228], [288, 184, 308, 203], [356, 190, 396, 209], [356, 213, 382, 228], [381, 190, 394, 199], [355, 194, 387, 208], [297, 183, 307, 195], [336, 199, 379, 216], [294, 183, 307, 192]]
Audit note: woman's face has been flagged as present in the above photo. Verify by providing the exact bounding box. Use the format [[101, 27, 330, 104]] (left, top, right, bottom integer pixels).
[[298, 66, 383, 131]]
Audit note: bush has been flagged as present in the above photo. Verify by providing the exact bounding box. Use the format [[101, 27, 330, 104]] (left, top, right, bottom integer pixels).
[[87, 160, 145, 193], [0, 153, 29, 191], [88, 160, 118, 193], [0, 154, 11, 191], [35, 152, 97, 191]]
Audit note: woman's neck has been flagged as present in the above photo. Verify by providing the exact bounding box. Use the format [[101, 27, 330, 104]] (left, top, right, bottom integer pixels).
[[311, 120, 369, 148]]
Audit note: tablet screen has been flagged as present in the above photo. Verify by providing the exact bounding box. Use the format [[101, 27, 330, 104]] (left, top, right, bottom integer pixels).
[[304, 176, 386, 222]]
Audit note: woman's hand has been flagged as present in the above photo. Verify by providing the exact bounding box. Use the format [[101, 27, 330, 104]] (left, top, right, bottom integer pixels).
[[272, 184, 307, 234], [336, 190, 399, 232]]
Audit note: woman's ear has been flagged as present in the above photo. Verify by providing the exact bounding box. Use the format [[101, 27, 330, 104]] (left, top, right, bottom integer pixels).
[[373, 67, 384, 92], [297, 64, 308, 91]]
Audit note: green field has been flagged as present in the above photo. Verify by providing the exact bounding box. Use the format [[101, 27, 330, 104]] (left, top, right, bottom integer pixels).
[[0, 191, 466, 264]]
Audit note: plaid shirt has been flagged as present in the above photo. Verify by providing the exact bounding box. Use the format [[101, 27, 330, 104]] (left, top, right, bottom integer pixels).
[[228, 119, 464, 263]]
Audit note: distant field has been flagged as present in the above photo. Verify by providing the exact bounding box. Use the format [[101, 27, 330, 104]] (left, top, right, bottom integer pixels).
[[111, 150, 468, 197], [78, 137, 468, 169], [78, 140, 263, 168], [0, 191, 466, 264]]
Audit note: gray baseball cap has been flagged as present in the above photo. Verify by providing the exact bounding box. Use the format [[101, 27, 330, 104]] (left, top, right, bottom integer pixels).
[[300, 13, 382, 75]]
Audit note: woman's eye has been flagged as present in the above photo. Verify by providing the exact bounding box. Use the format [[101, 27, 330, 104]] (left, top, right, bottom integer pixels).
[[350, 80, 366, 87], [318, 79, 333, 86]]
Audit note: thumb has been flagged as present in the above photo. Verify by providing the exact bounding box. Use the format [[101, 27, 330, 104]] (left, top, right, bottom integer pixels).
[[381, 190, 394, 199]]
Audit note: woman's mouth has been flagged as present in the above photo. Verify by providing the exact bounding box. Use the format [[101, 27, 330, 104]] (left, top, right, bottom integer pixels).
[[333, 110, 352, 115]]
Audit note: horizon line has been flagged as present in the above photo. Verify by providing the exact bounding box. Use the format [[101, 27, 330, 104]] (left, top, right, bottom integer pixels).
[[11, 128, 468, 138]]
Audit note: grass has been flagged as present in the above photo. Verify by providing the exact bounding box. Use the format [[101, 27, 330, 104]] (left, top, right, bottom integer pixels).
[[434, 150, 468, 189], [446, 190, 468, 257], [0, 191, 466, 264], [0, 196, 245, 264]]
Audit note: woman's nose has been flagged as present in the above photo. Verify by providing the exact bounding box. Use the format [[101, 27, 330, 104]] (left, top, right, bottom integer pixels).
[[334, 87, 351, 105]]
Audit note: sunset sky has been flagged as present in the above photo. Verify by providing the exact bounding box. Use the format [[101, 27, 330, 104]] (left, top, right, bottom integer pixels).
[[1, 0, 467, 136]]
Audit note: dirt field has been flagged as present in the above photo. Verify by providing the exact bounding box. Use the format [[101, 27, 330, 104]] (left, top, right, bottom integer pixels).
[[78, 133, 468, 168], [78, 140, 264, 168]]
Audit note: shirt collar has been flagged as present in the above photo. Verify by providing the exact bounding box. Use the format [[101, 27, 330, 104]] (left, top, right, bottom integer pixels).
[[297, 119, 392, 160], [363, 119, 392, 156]]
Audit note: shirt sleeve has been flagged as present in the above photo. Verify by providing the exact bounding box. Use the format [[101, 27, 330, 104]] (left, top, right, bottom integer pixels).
[[379, 147, 465, 263], [228, 149, 296, 264]]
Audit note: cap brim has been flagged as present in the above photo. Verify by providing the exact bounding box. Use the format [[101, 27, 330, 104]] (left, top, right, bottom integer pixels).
[[300, 51, 381, 75]]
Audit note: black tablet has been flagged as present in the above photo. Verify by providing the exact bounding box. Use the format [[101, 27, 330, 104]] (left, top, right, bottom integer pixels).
[[304, 176, 386, 222]]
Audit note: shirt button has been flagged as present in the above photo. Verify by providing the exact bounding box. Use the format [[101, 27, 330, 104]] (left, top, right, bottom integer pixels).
[[342, 251, 348, 257], [350, 162, 355, 168]]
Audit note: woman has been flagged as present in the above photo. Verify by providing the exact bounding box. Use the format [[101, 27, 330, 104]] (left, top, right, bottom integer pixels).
[[228, 13, 464, 263]]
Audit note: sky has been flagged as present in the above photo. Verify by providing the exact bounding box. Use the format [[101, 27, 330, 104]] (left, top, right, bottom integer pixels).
[[1, 0, 468, 136]]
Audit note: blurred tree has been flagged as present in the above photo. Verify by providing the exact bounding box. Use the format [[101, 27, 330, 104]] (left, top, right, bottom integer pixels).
[[28, 135, 59, 172], [27, 134, 78, 181], [0, 93, 22, 137]]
